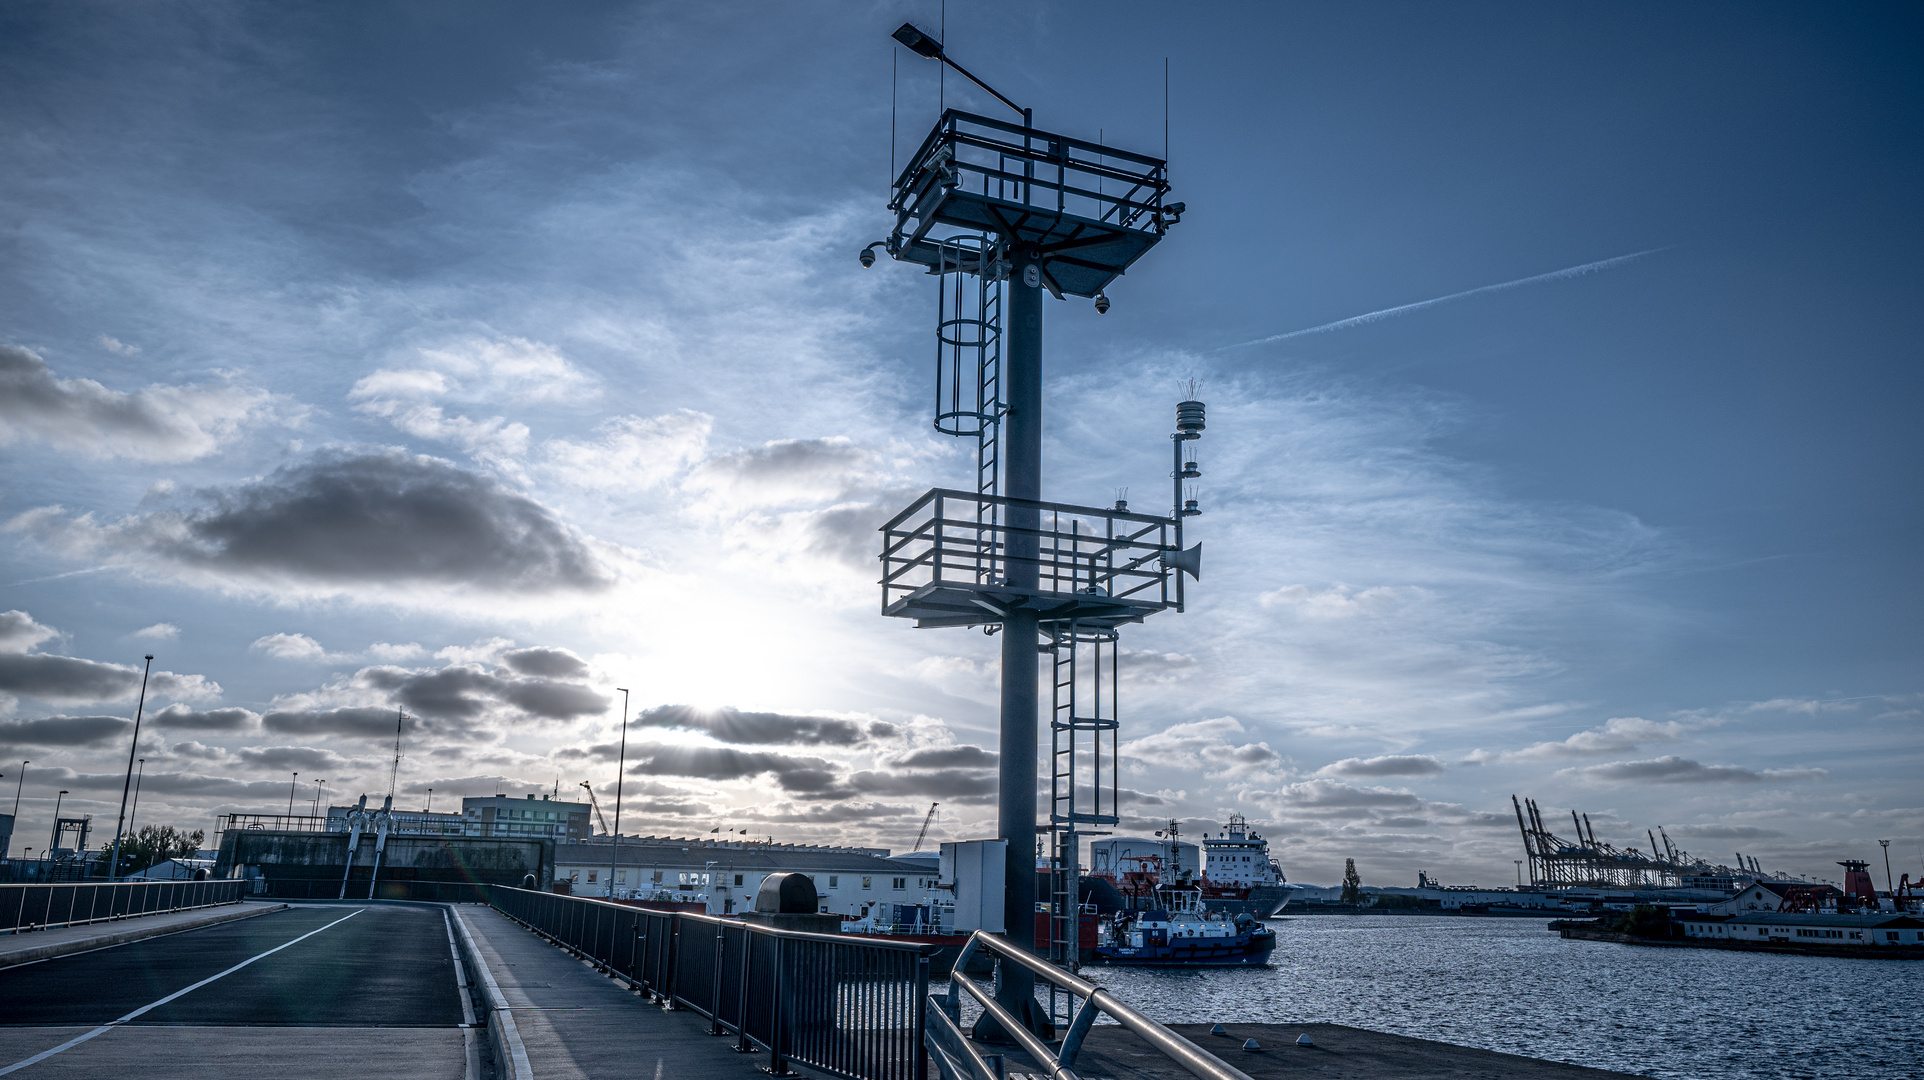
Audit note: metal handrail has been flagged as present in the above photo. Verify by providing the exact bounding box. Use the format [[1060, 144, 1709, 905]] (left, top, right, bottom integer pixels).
[[0, 879, 244, 935], [936, 931, 1256, 1080]]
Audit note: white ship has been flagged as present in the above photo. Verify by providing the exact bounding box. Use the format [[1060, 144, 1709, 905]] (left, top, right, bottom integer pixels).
[[1199, 815, 1291, 917]]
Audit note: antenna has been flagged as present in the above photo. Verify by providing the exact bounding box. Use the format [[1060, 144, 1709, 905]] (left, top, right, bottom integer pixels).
[[387, 710, 405, 802]]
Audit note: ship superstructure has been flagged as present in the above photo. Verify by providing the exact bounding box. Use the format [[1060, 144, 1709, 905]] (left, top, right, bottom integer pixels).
[[1200, 815, 1291, 916]]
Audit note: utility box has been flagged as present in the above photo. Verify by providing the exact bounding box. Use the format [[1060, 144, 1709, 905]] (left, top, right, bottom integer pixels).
[[940, 840, 1006, 933]]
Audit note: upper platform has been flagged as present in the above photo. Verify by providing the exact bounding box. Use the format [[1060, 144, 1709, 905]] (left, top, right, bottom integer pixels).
[[880, 488, 1184, 630], [887, 111, 1179, 298]]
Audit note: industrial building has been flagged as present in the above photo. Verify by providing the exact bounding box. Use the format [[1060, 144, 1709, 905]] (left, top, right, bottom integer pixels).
[[553, 837, 941, 917], [319, 793, 591, 842]]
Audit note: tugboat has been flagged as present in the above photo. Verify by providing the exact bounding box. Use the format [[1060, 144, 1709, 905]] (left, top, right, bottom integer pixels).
[[1199, 815, 1292, 918], [1094, 887, 1276, 966]]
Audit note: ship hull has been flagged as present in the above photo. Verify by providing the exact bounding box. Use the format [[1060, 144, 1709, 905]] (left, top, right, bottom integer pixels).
[[1093, 933, 1275, 966], [1202, 885, 1292, 918]]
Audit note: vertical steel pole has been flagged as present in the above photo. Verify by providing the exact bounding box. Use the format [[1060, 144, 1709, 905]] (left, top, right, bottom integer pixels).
[[996, 241, 1043, 1029], [610, 688, 630, 898], [107, 656, 154, 881]]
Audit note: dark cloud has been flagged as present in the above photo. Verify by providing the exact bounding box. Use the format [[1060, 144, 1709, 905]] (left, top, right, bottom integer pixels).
[[0, 715, 129, 747], [1671, 824, 1787, 839], [360, 663, 606, 723], [236, 746, 351, 772], [0, 610, 59, 652], [1259, 779, 1426, 812], [150, 703, 260, 732], [1317, 754, 1445, 778], [0, 652, 143, 703], [626, 743, 840, 794], [500, 646, 590, 679], [885, 745, 997, 770], [838, 768, 995, 800], [0, 344, 270, 463], [263, 706, 413, 738], [1563, 756, 1828, 785], [637, 705, 882, 747], [20, 451, 614, 594]]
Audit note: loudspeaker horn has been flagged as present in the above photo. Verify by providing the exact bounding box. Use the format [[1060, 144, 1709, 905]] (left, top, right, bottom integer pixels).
[[1161, 542, 1202, 581]]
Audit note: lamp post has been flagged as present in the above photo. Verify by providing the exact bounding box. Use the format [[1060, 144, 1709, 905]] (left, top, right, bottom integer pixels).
[[10, 760, 25, 818], [608, 688, 629, 899], [425, 788, 433, 814], [1880, 840, 1893, 896], [287, 772, 299, 819], [50, 790, 69, 856], [107, 655, 155, 882], [312, 779, 325, 818], [124, 758, 147, 873]]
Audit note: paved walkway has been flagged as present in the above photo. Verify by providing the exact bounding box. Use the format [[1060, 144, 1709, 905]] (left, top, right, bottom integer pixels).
[[456, 905, 776, 1080], [0, 901, 284, 969]]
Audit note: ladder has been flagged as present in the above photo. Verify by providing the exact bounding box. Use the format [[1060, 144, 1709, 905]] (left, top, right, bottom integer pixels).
[[1045, 618, 1118, 1022], [933, 235, 1004, 584]]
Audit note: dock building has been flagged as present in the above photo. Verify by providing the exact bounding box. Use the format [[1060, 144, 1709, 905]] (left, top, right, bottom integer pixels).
[[553, 838, 944, 917]]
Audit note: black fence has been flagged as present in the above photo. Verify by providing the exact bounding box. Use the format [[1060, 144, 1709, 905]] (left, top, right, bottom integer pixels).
[[0, 879, 245, 934], [491, 887, 931, 1080]]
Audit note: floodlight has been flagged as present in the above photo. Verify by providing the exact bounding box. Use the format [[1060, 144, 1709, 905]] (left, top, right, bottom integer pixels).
[[892, 23, 942, 59]]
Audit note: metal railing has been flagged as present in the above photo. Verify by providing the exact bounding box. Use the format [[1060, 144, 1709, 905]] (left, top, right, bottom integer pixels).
[[930, 932, 1256, 1080], [880, 489, 1179, 625], [0, 879, 245, 935], [490, 887, 933, 1080]]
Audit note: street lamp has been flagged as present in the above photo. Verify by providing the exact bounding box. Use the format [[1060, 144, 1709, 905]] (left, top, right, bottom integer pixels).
[[1880, 840, 1893, 896], [107, 654, 155, 882], [608, 688, 630, 899], [50, 790, 69, 856], [124, 759, 147, 872], [287, 772, 299, 819], [312, 778, 325, 818]]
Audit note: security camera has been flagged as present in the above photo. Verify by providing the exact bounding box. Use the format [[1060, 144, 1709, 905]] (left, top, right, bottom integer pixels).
[[1094, 292, 1110, 315]]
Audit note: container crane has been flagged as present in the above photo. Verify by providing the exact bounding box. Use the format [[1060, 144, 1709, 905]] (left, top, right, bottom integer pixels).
[[911, 802, 939, 852], [578, 781, 612, 837]]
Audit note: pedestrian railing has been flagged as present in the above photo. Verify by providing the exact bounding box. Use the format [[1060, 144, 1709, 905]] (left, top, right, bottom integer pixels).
[[489, 887, 934, 1080], [930, 932, 1257, 1080], [0, 879, 245, 935]]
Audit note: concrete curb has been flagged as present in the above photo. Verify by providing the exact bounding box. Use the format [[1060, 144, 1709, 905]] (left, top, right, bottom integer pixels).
[[450, 906, 533, 1080], [0, 902, 288, 970]]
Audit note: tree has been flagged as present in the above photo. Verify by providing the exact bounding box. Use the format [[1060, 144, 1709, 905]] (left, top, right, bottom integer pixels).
[[119, 825, 204, 874], [1339, 858, 1363, 905]]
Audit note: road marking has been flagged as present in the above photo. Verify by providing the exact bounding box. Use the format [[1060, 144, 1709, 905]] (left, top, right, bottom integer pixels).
[[443, 908, 478, 1027], [0, 908, 363, 1076]]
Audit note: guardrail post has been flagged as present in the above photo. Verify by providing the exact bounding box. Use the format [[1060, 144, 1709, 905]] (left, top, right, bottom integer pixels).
[[661, 913, 681, 1009], [734, 925, 755, 1054], [708, 921, 727, 1035], [766, 935, 795, 1077], [915, 953, 931, 1080]]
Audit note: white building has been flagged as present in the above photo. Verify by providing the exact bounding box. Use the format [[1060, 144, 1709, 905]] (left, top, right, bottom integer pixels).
[[1680, 911, 1924, 946], [553, 838, 944, 918], [323, 792, 591, 842]]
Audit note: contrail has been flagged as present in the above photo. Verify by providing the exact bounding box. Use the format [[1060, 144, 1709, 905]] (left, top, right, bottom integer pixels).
[[1219, 247, 1670, 351]]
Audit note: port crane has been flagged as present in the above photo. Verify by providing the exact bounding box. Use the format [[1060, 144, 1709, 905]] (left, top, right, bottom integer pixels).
[[578, 781, 612, 837], [911, 802, 939, 852]]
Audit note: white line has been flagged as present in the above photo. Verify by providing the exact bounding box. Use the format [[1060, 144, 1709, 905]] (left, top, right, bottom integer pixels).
[[1218, 247, 1670, 350], [0, 908, 363, 1076]]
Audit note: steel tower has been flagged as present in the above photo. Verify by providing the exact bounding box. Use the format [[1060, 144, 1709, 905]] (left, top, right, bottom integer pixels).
[[867, 24, 1200, 1036]]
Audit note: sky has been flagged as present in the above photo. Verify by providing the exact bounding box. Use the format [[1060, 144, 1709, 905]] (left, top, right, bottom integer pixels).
[[0, 1, 1918, 889]]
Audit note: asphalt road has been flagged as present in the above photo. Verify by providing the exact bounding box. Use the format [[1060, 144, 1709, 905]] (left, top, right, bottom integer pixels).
[[0, 903, 464, 1027]]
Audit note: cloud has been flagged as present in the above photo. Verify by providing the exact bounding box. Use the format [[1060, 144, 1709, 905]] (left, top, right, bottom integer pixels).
[[0, 619, 219, 705], [0, 715, 129, 748], [235, 745, 351, 772], [132, 623, 179, 641], [626, 743, 841, 794], [1467, 717, 1686, 764], [0, 343, 275, 462], [885, 745, 997, 770], [1316, 754, 1445, 778], [541, 411, 712, 491], [367, 642, 426, 662], [636, 705, 889, 747], [9, 450, 618, 598], [251, 633, 341, 662], [358, 663, 608, 724], [685, 437, 876, 511], [148, 703, 261, 732], [1669, 824, 1787, 840], [1558, 756, 1829, 785], [263, 706, 413, 738], [1258, 583, 1416, 619], [1120, 717, 1283, 781], [349, 337, 596, 460], [499, 647, 590, 680], [97, 336, 139, 356], [0, 610, 59, 653]]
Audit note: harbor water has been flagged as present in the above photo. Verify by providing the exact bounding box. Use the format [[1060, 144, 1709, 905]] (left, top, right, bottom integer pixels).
[[1083, 914, 1924, 1079]]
